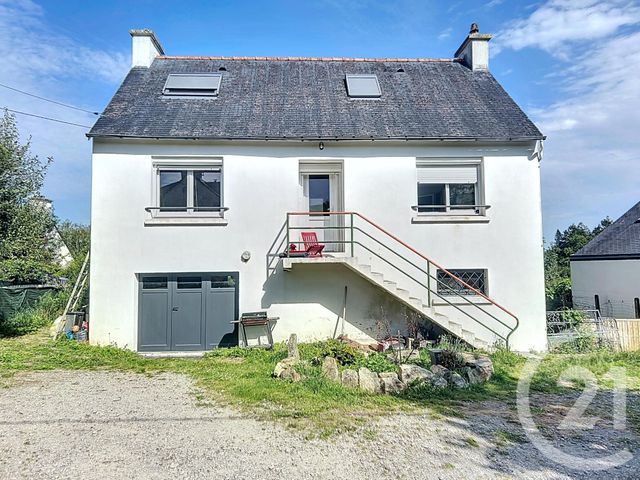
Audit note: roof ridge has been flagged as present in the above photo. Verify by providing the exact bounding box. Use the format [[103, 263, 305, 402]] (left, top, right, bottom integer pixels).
[[158, 55, 461, 63]]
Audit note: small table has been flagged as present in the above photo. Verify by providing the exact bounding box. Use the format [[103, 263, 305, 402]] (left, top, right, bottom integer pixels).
[[231, 311, 279, 348]]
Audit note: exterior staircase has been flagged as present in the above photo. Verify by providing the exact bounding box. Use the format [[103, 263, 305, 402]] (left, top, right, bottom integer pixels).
[[281, 212, 519, 349]]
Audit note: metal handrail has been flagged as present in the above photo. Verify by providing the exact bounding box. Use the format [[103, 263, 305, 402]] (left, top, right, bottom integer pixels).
[[286, 211, 520, 347]]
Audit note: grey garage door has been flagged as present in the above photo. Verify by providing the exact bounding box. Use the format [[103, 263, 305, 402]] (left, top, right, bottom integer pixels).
[[138, 273, 238, 352]]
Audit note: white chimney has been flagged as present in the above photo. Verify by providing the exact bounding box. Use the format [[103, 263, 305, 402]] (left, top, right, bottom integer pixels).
[[454, 23, 492, 71], [130, 29, 164, 68]]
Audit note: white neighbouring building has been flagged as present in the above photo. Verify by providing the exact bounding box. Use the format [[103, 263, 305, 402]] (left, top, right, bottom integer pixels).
[[87, 25, 547, 353], [571, 201, 640, 320]]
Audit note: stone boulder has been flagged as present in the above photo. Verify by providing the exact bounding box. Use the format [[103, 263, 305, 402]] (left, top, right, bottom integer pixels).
[[378, 372, 405, 394], [358, 367, 382, 394], [273, 357, 302, 382], [322, 356, 340, 382], [431, 376, 448, 389], [461, 354, 494, 384], [287, 333, 300, 360], [398, 364, 434, 385], [430, 364, 449, 376], [449, 372, 468, 389], [341, 368, 359, 389]]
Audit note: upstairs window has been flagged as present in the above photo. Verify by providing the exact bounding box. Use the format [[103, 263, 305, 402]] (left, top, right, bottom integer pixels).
[[345, 74, 381, 98], [155, 163, 223, 216], [416, 162, 484, 215], [163, 73, 222, 97], [437, 269, 487, 296]]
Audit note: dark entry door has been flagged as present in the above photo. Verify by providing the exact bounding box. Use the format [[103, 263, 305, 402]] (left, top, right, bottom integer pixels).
[[138, 273, 238, 352], [171, 276, 205, 350]]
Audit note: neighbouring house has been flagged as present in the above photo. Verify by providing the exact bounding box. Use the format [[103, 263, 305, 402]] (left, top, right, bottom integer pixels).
[[87, 25, 546, 353], [571, 201, 640, 320]]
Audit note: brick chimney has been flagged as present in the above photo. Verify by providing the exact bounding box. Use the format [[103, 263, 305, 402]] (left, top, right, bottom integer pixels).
[[130, 29, 164, 68], [454, 23, 492, 71]]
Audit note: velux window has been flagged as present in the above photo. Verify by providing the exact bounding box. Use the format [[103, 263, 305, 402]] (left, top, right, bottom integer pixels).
[[157, 165, 223, 215], [345, 74, 381, 98], [416, 162, 482, 214], [163, 73, 222, 97]]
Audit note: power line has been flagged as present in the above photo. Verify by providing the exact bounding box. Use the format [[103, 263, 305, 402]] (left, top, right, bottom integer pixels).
[[0, 82, 100, 115], [2, 108, 92, 129]]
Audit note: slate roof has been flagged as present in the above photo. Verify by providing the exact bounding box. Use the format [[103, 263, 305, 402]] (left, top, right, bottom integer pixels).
[[572, 201, 640, 260], [88, 56, 543, 141]]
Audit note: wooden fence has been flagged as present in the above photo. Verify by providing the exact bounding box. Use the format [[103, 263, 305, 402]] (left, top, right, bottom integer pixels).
[[615, 319, 640, 351]]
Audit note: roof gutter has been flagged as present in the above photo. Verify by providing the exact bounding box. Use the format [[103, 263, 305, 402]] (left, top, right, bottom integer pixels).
[[86, 133, 546, 141], [571, 254, 640, 261]]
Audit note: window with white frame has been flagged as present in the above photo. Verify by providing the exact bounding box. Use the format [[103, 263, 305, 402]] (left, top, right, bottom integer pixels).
[[436, 269, 487, 296], [416, 161, 483, 215], [154, 163, 223, 216]]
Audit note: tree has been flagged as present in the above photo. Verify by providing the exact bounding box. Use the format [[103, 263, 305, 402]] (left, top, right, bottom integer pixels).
[[544, 217, 612, 310], [0, 110, 57, 283], [57, 220, 90, 258]]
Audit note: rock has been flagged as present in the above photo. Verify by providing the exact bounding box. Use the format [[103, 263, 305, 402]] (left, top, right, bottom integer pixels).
[[279, 367, 302, 382], [321, 356, 340, 382], [462, 354, 494, 384], [287, 333, 299, 360], [430, 364, 449, 376], [431, 376, 448, 389], [398, 364, 434, 384], [378, 372, 405, 394], [449, 372, 468, 389], [273, 357, 302, 382], [358, 367, 382, 394], [341, 369, 359, 389]]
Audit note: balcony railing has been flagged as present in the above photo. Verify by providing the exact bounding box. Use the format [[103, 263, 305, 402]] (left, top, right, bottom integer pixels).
[[284, 211, 519, 348]]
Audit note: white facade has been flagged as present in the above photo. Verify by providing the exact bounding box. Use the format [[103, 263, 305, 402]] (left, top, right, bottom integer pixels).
[[89, 138, 547, 351], [571, 259, 640, 319]]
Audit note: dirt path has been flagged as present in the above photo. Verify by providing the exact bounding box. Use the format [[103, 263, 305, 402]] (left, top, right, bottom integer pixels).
[[0, 371, 637, 479]]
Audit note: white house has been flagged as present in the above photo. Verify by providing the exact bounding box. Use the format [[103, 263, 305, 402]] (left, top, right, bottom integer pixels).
[[87, 25, 547, 353], [571, 201, 640, 320]]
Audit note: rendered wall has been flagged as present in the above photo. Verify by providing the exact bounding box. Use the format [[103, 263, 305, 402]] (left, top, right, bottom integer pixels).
[[571, 259, 640, 319], [89, 139, 546, 351]]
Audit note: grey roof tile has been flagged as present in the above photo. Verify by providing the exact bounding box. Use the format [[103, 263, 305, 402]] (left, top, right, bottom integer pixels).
[[88, 57, 543, 140], [572, 201, 640, 260]]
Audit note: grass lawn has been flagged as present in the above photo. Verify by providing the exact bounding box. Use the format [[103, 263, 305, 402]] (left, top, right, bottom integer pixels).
[[1, 330, 639, 437]]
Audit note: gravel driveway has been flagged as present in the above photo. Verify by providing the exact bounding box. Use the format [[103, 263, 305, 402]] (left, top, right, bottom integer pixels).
[[0, 371, 638, 479]]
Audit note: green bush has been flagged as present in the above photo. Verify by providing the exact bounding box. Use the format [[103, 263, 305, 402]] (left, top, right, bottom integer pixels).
[[299, 339, 364, 366], [352, 352, 398, 373], [0, 291, 65, 337]]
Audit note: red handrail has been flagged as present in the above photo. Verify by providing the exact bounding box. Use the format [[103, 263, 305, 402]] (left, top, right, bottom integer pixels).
[[287, 211, 519, 324]]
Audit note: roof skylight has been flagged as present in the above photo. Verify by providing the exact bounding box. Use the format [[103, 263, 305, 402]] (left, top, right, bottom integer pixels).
[[163, 73, 222, 97], [345, 74, 381, 98]]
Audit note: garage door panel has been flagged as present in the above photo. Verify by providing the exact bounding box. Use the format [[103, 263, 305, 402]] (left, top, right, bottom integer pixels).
[[206, 288, 236, 348], [139, 290, 170, 351], [171, 288, 204, 350]]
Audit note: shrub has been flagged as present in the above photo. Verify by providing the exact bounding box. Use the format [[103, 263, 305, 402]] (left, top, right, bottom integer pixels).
[[353, 352, 397, 373], [439, 349, 464, 370], [299, 339, 364, 366]]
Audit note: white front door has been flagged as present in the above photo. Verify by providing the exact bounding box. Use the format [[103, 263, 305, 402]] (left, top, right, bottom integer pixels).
[[300, 166, 343, 253]]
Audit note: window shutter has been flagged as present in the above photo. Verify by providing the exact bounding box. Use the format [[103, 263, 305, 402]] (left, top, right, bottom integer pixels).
[[417, 165, 478, 184], [299, 162, 343, 174]]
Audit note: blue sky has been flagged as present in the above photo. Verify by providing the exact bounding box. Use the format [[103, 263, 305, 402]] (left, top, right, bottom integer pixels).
[[1, 0, 639, 242]]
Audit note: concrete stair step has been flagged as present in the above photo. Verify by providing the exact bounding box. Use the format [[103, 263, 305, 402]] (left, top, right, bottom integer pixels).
[[395, 288, 410, 300]]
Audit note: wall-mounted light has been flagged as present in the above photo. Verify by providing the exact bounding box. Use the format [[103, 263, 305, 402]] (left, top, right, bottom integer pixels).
[[241, 251, 251, 262], [318, 141, 324, 150]]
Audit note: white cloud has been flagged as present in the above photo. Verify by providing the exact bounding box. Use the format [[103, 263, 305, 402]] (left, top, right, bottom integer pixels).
[[493, 0, 640, 57], [495, 0, 640, 238], [0, 0, 129, 222], [438, 27, 452, 40]]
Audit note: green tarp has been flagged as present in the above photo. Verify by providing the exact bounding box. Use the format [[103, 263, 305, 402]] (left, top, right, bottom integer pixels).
[[0, 285, 60, 321]]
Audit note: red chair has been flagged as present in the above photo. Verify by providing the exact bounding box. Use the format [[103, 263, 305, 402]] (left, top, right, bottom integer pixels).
[[301, 232, 325, 256]]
